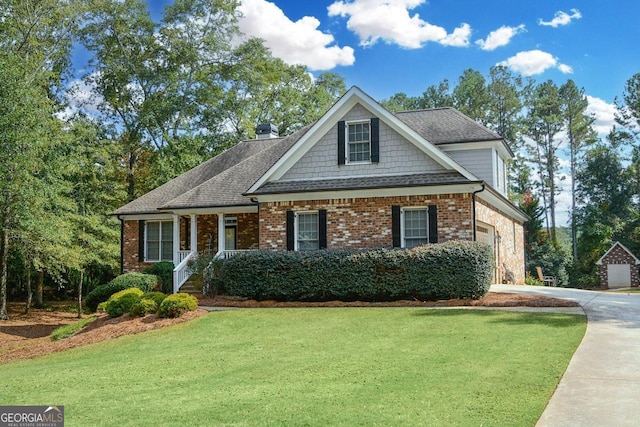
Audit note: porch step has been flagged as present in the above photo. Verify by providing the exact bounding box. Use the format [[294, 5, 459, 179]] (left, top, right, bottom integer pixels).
[[177, 275, 202, 295]]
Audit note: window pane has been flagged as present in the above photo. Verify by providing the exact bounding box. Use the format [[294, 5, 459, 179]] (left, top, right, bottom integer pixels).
[[161, 221, 174, 261], [404, 209, 428, 248], [349, 142, 370, 162], [297, 213, 319, 251], [347, 122, 371, 163], [146, 222, 160, 261]]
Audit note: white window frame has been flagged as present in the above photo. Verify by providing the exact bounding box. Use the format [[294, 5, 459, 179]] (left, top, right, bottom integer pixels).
[[145, 220, 174, 262], [400, 207, 429, 249], [295, 211, 319, 251], [495, 150, 506, 193], [345, 120, 371, 164]]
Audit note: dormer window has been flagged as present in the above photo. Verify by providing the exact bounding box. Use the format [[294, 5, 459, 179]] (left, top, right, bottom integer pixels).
[[337, 118, 379, 165], [347, 121, 371, 163]]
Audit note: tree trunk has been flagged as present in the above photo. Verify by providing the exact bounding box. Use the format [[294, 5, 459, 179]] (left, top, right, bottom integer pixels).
[[77, 270, 83, 318], [24, 267, 32, 314], [35, 269, 44, 309], [0, 227, 9, 320]]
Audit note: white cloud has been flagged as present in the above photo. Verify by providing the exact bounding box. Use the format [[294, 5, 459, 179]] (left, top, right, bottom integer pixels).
[[238, 0, 355, 70], [327, 0, 470, 49], [497, 50, 572, 76], [475, 24, 525, 51], [538, 9, 582, 28], [586, 95, 616, 135]]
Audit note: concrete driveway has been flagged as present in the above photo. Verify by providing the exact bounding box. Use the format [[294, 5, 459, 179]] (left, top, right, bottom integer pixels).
[[492, 284, 640, 427]]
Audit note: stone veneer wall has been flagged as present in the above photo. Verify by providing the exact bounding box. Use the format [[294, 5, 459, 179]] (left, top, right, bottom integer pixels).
[[259, 194, 474, 250], [598, 244, 639, 289], [475, 199, 525, 284]]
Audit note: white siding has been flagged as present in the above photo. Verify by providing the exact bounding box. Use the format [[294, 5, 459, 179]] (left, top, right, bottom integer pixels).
[[280, 104, 447, 181]]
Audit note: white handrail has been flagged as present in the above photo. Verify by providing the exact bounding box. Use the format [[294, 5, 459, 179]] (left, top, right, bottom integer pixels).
[[214, 249, 258, 260], [173, 250, 196, 293]]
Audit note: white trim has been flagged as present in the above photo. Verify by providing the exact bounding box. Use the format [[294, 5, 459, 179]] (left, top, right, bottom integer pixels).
[[189, 214, 197, 253], [161, 205, 258, 215], [144, 219, 175, 263], [439, 139, 512, 160], [246, 86, 479, 194], [172, 215, 180, 266], [345, 119, 372, 165], [596, 241, 640, 265], [218, 213, 225, 253], [254, 183, 484, 204], [118, 214, 176, 221], [476, 190, 529, 224]]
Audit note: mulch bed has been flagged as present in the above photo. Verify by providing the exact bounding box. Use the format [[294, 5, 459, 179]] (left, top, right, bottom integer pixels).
[[0, 291, 578, 364]]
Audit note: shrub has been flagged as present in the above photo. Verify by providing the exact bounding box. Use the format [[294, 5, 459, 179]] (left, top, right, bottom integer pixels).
[[141, 291, 167, 306], [86, 273, 158, 312], [158, 293, 198, 318], [142, 262, 174, 294], [130, 299, 159, 317], [105, 288, 144, 318], [208, 241, 493, 302]]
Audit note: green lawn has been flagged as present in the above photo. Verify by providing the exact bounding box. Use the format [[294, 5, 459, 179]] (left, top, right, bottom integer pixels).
[[0, 308, 585, 426]]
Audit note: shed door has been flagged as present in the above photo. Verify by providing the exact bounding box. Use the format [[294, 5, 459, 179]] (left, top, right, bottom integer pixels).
[[607, 264, 631, 289]]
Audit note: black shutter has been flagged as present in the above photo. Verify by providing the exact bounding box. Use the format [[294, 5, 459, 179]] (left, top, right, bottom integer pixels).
[[138, 220, 145, 262], [370, 117, 379, 163], [318, 210, 327, 249], [337, 121, 346, 165], [286, 210, 295, 251], [428, 205, 438, 243], [391, 206, 401, 248]]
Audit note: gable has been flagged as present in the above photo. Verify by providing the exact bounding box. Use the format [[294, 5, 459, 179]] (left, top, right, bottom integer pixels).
[[279, 104, 448, 181]]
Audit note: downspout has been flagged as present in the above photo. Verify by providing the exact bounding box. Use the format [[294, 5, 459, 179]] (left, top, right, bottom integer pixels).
[[118, 216, 124, 274], [471, 183, 486, 241]]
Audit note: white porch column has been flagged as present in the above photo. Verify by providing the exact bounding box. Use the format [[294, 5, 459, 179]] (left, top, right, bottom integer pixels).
[[173, 214, 180, 265], [190, 214, 197, 253], [217, 213, 225, 253]]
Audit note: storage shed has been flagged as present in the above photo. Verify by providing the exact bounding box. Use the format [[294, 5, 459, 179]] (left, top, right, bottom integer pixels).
[[596, 242, 640, 289]]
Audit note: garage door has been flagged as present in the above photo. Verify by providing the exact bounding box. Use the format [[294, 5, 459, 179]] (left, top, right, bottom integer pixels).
[[607, 264, 631, 289]]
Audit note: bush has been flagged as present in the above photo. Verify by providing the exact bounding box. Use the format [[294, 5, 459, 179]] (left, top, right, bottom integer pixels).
[[141, 291, 167, 306], [158, 293, 198, 318], [86, 273, 159, 312], [130, 299, 159, 317], [142, 262, 174, 294], [207, 241, 493, 302], [105, 288, 144, 318]]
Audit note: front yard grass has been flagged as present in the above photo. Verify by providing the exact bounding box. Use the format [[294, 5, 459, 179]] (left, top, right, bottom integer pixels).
[[0, 308, 585, 426]]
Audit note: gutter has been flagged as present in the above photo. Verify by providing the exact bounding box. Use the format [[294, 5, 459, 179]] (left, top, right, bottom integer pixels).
[[472, 183, 486, 241]]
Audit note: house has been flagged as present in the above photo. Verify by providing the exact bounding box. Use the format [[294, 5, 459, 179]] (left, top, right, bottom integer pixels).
[[596, 242, 640, 289], [113, 86, 528, 293]]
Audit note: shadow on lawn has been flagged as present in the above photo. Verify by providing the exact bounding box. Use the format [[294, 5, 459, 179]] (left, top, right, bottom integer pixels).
[[412, 309, 585, 328]]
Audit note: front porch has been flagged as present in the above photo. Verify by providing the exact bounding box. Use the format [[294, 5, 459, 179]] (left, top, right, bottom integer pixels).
[[172, 210, 259, 293]]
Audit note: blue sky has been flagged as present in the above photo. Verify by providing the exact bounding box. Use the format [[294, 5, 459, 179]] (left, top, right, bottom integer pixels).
[[141, 1, 638, 115]]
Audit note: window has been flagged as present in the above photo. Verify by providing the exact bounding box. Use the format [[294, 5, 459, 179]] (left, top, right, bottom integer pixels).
[[296, 212, 319, 251], [496, 153, 506, 193], [145, 221, 173, 262], [403, 208, 428, 249], [347, 121, 371, 163]]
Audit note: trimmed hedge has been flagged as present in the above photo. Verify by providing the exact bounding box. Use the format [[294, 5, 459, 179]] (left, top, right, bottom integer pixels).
[[207, 241, 493, 302], [105, 288, 144, 318], [141, 291, 167, 307], [158, 293, 198, 318], [130, 299, 159, 317], [142, 262, 174, 294], [86, 273, 159, 312]]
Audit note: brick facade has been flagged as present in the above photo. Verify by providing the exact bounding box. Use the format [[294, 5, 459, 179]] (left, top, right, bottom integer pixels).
[[475, 199, 525, 284], [598, 243, 639, 289], [259, 194, 474, 250]]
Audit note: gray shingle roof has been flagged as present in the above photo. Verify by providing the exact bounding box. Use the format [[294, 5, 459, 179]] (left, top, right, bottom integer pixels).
[[251, 172, 473, 195], [395, 108, 503, 144], [113, 128, 309, 215]]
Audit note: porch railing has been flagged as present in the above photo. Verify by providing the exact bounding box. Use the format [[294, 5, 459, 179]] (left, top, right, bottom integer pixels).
[[173, 250, 196, 293], [214, 249, 258, 259]]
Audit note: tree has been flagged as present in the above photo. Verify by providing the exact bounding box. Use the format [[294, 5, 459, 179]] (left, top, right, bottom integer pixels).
[[452, 69, 489, 124], [525, 80, 564, 245], [418, 80, 453, 109], [559, 80, 596, 261]]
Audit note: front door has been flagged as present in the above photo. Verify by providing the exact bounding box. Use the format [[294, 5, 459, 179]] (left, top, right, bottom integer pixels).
[[225, 226, 237, 251]]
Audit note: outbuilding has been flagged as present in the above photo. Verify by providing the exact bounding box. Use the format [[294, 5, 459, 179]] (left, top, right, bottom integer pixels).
[[596, 242, 640, 289]]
